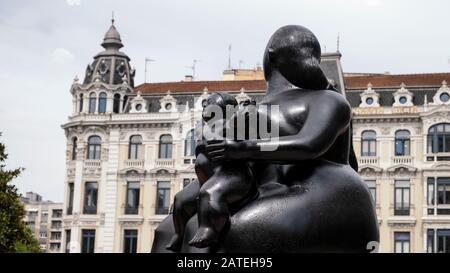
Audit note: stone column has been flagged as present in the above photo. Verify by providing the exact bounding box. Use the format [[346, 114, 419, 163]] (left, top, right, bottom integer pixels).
[[102, 130, 120, 252]]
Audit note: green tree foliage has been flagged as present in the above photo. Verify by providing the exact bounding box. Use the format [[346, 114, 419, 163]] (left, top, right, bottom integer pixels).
[[0, 134, 40, 253]]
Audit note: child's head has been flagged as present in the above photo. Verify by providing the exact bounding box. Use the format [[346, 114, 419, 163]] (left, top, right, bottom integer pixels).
[[202, 92, 237, 122]]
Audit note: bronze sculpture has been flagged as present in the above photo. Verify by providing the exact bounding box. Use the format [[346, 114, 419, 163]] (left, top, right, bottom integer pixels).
[[152, 25, 379, 253]]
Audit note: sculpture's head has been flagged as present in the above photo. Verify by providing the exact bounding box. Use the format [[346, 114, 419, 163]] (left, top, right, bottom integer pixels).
[[202, 92, 237, 122], [263, 25, 329, 90]]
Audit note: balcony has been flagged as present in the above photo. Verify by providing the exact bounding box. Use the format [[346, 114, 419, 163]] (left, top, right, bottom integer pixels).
[[392, 156, 414, 165], [155, 158, 175, 168], [358, 156, 379, 166], [67, 112, 181, 124], [84, 160, 101, 168], [124, 159, 144, 169]]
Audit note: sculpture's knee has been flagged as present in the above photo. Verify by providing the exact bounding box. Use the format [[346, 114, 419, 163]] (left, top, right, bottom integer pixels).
[[173, 193, 183, 213], [195, 154, 213, 183]]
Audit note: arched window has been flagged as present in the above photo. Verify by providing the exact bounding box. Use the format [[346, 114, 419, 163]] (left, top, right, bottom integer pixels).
[[361, 130, 376, 157], [71, 137, 78, 160], [88, 92, 96, 113], [87, 135, 101, 160], [128, 135, 142, 160], [395, 130, 411, 156], [123, 95, 129, 111], [113, 94, 121, 114], [184, 129, 195, 156], [159, 134, 172, 159], [98, 92, 107, 114], [79, 94, 84, 113], [428, 123, 450, 153]]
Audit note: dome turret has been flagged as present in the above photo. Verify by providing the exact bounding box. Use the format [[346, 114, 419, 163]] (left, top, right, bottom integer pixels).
[[83, 18, 135, 87]]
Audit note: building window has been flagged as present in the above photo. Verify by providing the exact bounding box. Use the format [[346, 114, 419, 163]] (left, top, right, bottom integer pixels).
[[438, 229, 450, 253], [128, 135, 142, 160], [71, 137, 77, 160], [113, 94, 121, 114], [183, 178, 191, 188], [65, 229, 71, 253], [156, 181, 171, 214], [125, 182, 140, 215], [395, 130, 410, 156], [427, 229, 435, 253], [428, 178, 435, 206], [79, 94, 84, 112], [67, 183, 74, 215], [159, 135, 173, 159], [88, 92, 96, 113], [52, 209, 62, 218], [87, 135, 101, 160], [365, 180, 376, 204], [394, 232, 410, 253], [428, 177, 450, 215], [361, 130, 376, 156], [437, 178, 450, 205], [427, 123, 450, 153], [394, 180, 410, 216], [51, 220, 61, 229], [123, 230, 138, 253], [185, 129, 195, 156], [81, 229, 95, 253], [98, 92, 107, 113], [441, 93, 450, 103], [123, 95, 129, 111], [83, 182, 98, 214]]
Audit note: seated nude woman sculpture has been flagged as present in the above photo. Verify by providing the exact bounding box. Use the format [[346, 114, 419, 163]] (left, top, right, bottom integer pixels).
[[152, 25, 379, 253]]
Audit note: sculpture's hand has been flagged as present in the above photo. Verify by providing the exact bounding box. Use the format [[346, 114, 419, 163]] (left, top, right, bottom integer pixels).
[[206, 140, 247, 162]]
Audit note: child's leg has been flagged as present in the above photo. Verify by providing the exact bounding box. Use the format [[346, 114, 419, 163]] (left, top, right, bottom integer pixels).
[[189, 162, 254, 248], [195, 153, 215, 184], [166, 180, 200, 251]]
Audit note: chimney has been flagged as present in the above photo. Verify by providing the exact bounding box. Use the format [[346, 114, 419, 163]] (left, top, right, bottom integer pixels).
[[184, 75, 193, 82]]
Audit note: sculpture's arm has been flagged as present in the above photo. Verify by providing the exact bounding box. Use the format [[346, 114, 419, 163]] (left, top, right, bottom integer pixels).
[[206, 91, 352, 162]]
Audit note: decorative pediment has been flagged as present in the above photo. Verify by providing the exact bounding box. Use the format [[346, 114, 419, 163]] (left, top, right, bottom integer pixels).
[[149, 167, 176, 175], [386, 164, 417, 174], [159, 90, 178, 113], [392, 83, 413, 107], [421, 105, 450, 131], [430, 162, 450, 169], [431, 81, 450, 105], [359, 165, 383, 174], [235, 88, 252, 104], [129, 91, 148, 113], [194, 87, 210, 110], [118, 168, 146, 176], [359, 83, 380, 108]]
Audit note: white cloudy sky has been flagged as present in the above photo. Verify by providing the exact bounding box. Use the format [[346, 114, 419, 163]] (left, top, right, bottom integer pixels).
[[1, 0, 449, 202]]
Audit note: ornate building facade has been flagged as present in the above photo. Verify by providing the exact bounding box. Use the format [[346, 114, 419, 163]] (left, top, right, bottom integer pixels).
[[62, 21, 450, 253]]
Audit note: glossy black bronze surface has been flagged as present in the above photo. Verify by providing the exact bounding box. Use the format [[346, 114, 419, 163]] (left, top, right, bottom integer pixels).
[[151, 25, 379, 253]]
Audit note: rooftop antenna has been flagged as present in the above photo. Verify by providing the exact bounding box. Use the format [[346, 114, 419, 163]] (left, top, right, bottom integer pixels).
[[239, 59, 244, 69], [186, 59, 201, 80], [337, 32, 340, 52], [144, 58, 155, 83], [227, 44, 232, 69]]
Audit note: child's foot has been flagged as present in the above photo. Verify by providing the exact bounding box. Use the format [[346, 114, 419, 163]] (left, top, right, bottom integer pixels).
[[188, 227, 219, 248], [165, 234, 182, 251]]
